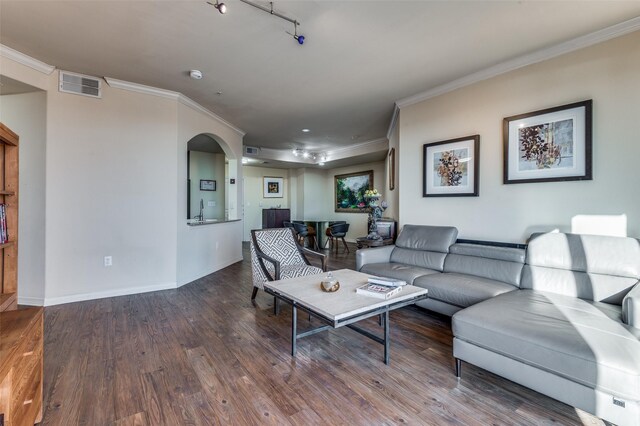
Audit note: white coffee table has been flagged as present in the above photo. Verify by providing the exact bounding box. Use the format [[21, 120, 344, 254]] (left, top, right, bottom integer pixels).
[[263, 268, 428, 364]]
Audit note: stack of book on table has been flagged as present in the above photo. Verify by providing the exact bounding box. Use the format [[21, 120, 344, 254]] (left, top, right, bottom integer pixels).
[[356, 276, 407, 299]]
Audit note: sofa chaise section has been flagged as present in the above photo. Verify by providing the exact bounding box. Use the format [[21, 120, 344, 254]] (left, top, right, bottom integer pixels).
[[414, 243, 525, 316], [356, 224, 458, 284], [452, 232, 640, 426]]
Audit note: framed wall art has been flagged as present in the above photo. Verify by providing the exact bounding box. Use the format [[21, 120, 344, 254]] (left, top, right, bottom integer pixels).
[[263, 176, 284, 198], [503, 100, 592, 184], [388, 148, 395, 191], [200, 179, 216, 191], [423, 135, 479, 197], [335, 170, 373, 212]]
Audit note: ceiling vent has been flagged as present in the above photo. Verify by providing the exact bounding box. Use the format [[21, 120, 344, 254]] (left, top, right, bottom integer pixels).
[[59, 71, 102, 98], [244, 146, 259, 155]]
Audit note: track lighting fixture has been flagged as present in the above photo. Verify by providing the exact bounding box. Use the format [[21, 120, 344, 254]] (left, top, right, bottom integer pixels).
[[238, 0, 306, 45], [287, 22, 305, 45], [292, 149, 327, 165], [207, 0, 227, 14]]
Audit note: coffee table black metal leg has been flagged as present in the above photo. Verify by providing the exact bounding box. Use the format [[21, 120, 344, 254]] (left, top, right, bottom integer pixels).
[[383, 310, 390, 365], [291, 303, 297, 357]]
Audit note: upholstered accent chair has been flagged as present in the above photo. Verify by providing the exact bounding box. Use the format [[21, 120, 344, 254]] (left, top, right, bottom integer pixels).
[[250, 228, 327, 301]]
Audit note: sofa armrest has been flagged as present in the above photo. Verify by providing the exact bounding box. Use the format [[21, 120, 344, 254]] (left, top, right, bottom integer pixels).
[[622, 281, 640, 328], [356, 245, 395, 271]]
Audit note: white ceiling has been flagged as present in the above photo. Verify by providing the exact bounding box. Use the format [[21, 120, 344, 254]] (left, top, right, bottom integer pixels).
[[1, 1, 639, 164]]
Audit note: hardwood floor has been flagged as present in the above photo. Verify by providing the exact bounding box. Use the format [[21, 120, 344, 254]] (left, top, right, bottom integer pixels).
[[40, 242, 604, 425]]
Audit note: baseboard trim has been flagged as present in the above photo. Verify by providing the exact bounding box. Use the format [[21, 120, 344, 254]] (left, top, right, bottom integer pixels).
[[43, 282, 178, 306], [17, 296, 45, 306], [178, 256, 244, 287]]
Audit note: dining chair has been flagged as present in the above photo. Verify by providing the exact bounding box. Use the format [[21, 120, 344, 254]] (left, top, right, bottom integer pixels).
[[292, 222, 319, 251], [326, 222, 350, 254], [324, 221, 346, 249], [250, 228, 327, 307]]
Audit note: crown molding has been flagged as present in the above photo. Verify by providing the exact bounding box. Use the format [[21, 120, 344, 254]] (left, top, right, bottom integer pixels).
[[177, 95, 245, 137], [330, 137, 388, 155], [104, 77, 179, 99], [386, 105, 399, 140], [396, 16, 640, 109], [0, 44, 55, 75], [104, 77, 245, 137]]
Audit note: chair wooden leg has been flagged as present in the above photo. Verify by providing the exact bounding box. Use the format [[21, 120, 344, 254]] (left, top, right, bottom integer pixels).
[[251, 287, 258, 300], [341, 237, 349, 253]]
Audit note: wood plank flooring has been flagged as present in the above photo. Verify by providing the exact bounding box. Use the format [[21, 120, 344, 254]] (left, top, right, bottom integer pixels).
[[39, 243, 605, 425]]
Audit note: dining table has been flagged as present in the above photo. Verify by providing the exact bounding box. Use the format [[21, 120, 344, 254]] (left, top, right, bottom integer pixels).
[[302, 219, 333, 249]]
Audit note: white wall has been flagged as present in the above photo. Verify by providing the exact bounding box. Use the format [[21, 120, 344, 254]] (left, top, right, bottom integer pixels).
[[301, 168, 329, 219], [176, 102, 244, 287], [189, 151, 225, 219], [2, 51, 245, 304], [0, 91, 47, 304], [44, 78, 179, 303], [242, 166, 290, 241], [399, 30, 640, 243]]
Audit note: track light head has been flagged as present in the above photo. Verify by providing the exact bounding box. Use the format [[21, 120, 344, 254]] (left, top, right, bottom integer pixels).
[[207, 1, 227, 14], [287, 21, 306, 45]]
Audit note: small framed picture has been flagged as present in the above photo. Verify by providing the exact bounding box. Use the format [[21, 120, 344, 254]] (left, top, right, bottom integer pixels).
[[388, 148, 395, 191], [200, 179, 216, 191], [263, 177, 284, 198], [423, 135, 479, 197], [503, 100, 592, 184]]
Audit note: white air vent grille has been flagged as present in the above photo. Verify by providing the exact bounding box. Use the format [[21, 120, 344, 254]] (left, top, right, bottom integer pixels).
[[244, 146, 259, 155], [59, 71, 102, 98]]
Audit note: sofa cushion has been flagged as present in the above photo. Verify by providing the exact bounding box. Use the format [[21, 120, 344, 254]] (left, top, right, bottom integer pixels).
[[445, 243, 525, 287], [389, 225, 457, 271], [390, 249, 448, 272], [359, 262, 439, 285], [394, 224, 458, 252], [526, 232, 640, 278], [453, 290, 640, 400], [521, 233, 640, 304], [414, 273, 517, 308], [521, 266, 639, 305]]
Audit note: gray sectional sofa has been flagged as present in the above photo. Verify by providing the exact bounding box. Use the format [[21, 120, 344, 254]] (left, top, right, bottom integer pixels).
[[356, 225, 640, 426]]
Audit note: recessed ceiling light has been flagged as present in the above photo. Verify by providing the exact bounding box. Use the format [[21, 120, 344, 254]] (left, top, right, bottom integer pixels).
[[302, 128, 310, 133]]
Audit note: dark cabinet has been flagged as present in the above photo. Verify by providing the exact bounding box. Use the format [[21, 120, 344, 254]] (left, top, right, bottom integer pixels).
[[262, 208, 290, 228]]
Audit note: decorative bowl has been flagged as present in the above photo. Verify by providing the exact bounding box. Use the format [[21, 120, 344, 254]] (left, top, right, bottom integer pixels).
[[320, 281, 340, 292]]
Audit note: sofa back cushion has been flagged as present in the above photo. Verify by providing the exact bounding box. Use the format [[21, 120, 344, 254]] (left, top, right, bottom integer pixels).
[[390, 225, 457, 271], [444, 243, 525, 287], [521, 232, 640, 304]]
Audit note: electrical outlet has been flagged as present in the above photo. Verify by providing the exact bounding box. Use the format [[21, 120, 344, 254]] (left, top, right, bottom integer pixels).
[[209, 201, 216, 207], [215, 242, 219, 250], [104, 256, 113, 267]]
